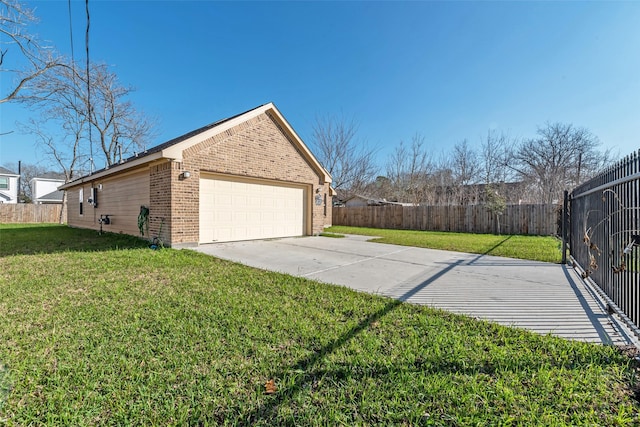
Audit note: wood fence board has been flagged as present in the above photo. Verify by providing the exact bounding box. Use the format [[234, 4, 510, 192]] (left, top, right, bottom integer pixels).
[[0, 204, 66, 224], [333, 204, 557, 235]]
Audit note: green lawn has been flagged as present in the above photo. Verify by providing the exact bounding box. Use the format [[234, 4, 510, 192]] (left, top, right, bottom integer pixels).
[[1, 225, 638, 425], [326, 226, 563, 263]]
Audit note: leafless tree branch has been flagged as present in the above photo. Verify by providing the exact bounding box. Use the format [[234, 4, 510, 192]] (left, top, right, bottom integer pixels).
[[311, 114, 378, 199], [512, 122, 612, 204], [0, 0, 63, 104]]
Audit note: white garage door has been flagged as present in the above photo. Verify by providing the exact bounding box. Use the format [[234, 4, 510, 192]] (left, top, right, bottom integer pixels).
[[199, 176, 306, 243]]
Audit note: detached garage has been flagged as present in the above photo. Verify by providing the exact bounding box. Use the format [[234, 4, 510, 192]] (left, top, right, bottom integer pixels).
[[60, 103, 333, 247]]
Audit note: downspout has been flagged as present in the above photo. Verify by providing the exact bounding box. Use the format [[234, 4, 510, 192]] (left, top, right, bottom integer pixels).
[[17, 160, 21, 203]]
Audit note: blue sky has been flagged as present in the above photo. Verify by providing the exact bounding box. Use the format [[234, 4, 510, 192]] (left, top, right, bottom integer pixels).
[[1, 0, 639, 172]]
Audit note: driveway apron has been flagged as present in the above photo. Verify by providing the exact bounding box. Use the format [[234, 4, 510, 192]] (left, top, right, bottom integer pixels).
[[194, 235, 635, 345]]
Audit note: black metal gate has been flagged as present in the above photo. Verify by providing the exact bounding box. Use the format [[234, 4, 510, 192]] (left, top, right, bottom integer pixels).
[[568, 150, 640, 338]]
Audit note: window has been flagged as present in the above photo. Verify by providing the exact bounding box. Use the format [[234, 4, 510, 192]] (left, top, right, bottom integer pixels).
[[0, 177, 8, 190], [79, 188, 83, 215], [324, 193, 327, 216]]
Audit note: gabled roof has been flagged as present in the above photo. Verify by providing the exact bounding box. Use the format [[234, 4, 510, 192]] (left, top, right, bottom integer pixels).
[[0, 166, 18, 176], [36, 190, 64, 202], [32, 173, 65, 181], [60, 103, 332, 189], [31, 177, 66, 185]]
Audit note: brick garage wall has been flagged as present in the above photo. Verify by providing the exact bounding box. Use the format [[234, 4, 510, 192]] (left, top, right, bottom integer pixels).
[[313, 183, 333, 234], [172, 112, 330, 245], [149, 161, 176, 245], [169, 161, 199, 245]]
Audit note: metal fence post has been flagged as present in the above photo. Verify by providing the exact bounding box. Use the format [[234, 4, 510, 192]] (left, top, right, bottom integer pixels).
[[561, 190, 568, 264]]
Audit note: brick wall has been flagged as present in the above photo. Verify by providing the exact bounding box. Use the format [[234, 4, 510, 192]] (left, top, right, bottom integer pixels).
[[149, 161, 175, 245], [63, 111, 332, 246], [172, 112, 330, 244]]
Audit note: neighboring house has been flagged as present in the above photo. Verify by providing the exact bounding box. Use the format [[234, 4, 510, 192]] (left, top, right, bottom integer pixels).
[[0, 166, 20, 204], [343, 195, 414, 207], [60, 103, 334, 247], [31, 176, 66, 204]]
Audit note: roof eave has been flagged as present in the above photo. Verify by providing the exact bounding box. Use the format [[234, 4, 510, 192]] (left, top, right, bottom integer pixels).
[[161, 102, 333, 185], [263, 105, 333, 185], [58, 151, 164, 190], [58, 103, 333, 189], [160, 105, 272, 161]]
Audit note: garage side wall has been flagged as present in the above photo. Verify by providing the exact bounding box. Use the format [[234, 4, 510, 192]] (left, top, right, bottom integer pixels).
[[65, 168, 150, 236], [149, 161, 177, 245], [172, 113, 330, 245], [316, 182, 333, 229]]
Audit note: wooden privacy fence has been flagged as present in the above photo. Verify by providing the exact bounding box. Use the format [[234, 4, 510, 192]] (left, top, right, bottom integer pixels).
[[0, 204, 66, 224], [333, 204, 558, 235]]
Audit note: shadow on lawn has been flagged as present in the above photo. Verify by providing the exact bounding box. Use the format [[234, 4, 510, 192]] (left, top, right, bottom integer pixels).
[[0, 225, 149, 256], [243, 298, 404, 423], [241, 245, 624, 422], [482, 234, 513, 256], [242, 261, 464, 422]]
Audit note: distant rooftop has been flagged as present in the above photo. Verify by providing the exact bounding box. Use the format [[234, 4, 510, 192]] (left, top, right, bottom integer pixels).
[[37, 190, 64, 202], [0, 166, 18, 175]]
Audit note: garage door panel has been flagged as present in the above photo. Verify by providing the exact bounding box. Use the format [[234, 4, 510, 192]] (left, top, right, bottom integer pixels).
[[200, 177, 306, 243]]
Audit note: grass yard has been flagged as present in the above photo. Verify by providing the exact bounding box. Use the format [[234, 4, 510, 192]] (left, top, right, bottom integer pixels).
[[1, 225, 638, 425], [326, 226, 563, 263]]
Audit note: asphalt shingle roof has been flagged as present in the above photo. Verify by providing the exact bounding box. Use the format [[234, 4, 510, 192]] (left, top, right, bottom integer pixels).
[[0, 166, 17, 175], [38, 190, 64, 202], [95, 104, 267, 176]]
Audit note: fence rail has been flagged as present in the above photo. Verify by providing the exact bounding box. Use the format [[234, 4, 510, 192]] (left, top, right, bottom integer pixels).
[[0, 204, 66, 224], [569, 150, 640, 337], [333, 204, 558, 235]]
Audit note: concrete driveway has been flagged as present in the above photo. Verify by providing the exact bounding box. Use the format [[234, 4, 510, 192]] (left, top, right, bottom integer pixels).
[[194, 234, 635, 345]]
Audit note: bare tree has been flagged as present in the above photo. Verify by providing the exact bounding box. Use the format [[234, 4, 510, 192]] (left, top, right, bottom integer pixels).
[[480, 130, 513, 185], [88, 63, 154, 166], [449, 139, 481, 204], [431, 154, 453, 205], [22, 117, 84, 184], [19, 116, 84, 223], [452, 139, 480, 187], [478, 129, 519, 207], [20, 59, 155, 171], [311, 114, 377, 199], [0, 0, 62, 104], [512, 122, 611, 204], [369, 175, 393, 200], [386, 134, 434, 205]]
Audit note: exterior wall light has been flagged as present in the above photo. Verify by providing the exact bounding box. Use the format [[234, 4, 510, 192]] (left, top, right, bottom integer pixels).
[[180, 171, 191, 179]]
